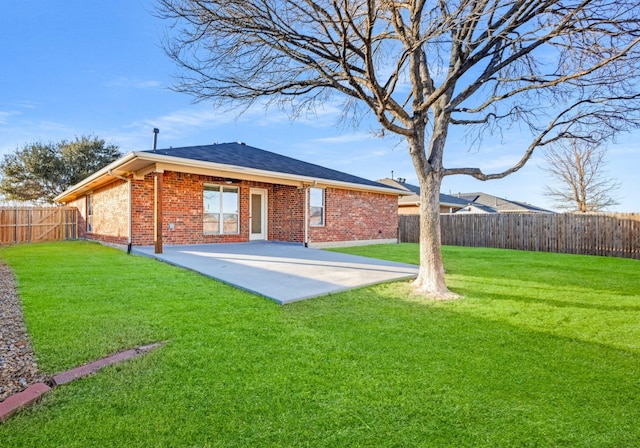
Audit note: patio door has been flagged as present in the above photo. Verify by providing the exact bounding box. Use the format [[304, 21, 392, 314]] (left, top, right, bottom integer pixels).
[[250, 189, 267, 240]]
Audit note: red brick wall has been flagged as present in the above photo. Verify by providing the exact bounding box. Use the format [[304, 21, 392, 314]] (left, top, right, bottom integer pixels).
[[67, 196, 87, 239], [270, 185, 305, 243], [93, 180, 129, 244], [73, 169, 398, 247], [70, 179, 129, 245], [132, 172, 252, 246], [131, 176, 154, 246], [308, 188, 398, 244]]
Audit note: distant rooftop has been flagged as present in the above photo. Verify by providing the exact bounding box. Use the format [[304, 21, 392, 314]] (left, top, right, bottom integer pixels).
[[454, 192, 553, 213], [376, 178, 553, 213], [377, 178, 470, 206]]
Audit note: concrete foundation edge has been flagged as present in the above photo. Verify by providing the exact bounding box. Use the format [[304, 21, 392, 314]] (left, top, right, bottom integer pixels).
[[307, 238, 398, 249]]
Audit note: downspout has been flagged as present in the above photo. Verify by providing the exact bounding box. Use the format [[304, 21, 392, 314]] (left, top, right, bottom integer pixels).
[[303, 180, 317, 248], [109, 170, 133, 254], [304, 185, 309, 247]]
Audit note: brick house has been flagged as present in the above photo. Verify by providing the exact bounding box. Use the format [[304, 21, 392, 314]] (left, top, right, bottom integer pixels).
[[54, 142, 406, 252]]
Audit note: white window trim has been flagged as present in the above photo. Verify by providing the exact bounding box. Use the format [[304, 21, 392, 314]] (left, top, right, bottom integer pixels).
[[309, 187, 325, 227], [203, 184, 240, 235], [86, 194, 94, 233]]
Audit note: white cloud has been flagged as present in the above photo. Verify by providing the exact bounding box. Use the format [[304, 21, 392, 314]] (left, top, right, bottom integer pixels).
[[233, 98, 349, 129], [1, 100, 38, 110], [0, 111, 18, 125], [610, 144, 640, 156], [120, 96, 365, 149], [107, 77, 163, 89], [129, 107, 232, 138], [0, 118, 80, 156], [312, 132, 375, 144], [110, 105, 254, 152]]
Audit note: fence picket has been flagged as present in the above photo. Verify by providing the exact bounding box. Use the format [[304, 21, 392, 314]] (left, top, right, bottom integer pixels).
[[0, 207, 77, 244], [399, 213, 640, 260]]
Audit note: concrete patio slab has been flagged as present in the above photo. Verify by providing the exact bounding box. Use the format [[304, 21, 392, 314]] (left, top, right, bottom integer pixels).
[[133, 242, 418, 304]]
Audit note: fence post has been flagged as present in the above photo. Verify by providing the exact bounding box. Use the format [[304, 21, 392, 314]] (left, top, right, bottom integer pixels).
[[400, 212, 639, 260], [0, 207, 79, 244]]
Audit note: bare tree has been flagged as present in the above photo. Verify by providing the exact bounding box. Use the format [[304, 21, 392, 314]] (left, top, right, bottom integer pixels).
[[158, 0, 640, 298], [543, 140, 620, 212]]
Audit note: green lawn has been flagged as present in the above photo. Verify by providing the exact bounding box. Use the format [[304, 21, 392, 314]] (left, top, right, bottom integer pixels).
[[1, 241, 638, 447]]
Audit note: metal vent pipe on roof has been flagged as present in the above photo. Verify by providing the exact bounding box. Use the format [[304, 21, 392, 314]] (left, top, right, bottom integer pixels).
[[152, 128, 159, 151]]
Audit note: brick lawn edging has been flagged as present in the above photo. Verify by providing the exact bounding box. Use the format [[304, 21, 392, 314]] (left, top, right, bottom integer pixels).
[[0, 341, 165, 423]]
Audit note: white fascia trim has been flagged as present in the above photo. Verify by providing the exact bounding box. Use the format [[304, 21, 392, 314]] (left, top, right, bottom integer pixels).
[[134, 152, 407, 196], [54, 152, 138, 203], [54, 151, 407, 203]]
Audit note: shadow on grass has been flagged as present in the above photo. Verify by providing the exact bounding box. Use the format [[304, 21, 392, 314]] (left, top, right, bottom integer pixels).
[[443, 246, 640, 296], [1, 242, 639, 447], [450, 277, 640, 312], [4, 283, 639, 447]]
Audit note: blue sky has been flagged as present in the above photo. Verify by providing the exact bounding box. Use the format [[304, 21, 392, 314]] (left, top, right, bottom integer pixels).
[[1, 1, 638, 211]]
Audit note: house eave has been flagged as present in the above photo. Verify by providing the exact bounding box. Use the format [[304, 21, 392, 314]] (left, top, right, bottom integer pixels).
[[54, 152, 139, 203], [55, 151, 406, 203]]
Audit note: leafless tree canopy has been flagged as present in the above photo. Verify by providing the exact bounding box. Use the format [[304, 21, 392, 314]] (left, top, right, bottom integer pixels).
[[158, 0, 640, 296], [543, 139, 620, 212], [159, 0, 640, 176]]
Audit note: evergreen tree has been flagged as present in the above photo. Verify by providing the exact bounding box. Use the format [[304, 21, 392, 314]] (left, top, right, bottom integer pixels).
[[0, 135, 121, 203]]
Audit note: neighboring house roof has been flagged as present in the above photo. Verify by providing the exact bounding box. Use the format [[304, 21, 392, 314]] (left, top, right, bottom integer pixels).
[[454, 203, 499, 214], [377, 178, 469, 208], [376, 179, 552, 213], [453, 192, 553, 213], [439, 192, 470, 208], [55, 142, 407, 203]]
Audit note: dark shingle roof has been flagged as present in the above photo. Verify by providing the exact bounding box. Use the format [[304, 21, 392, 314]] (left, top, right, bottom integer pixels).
[[144, 142, 395, 190], [394, 180, 420, 195], [392, 180, 469, 206], [456, 203, 498, 213], [455, 192, 553, 213], [440, 192, 471, 207]]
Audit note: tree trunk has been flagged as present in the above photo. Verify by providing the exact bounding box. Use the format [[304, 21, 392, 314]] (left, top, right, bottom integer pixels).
[[412, 170, 459, 299], [407, 119, 460, 299]]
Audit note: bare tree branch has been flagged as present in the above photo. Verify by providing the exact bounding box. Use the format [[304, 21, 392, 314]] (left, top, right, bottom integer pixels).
[[444, 92, 640, 179], [157, 0, 640, 296], [541, 139, 621, 212]]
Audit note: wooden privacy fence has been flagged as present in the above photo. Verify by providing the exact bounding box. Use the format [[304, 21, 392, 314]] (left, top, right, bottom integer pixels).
[[399, 213, 640, 259], [0, 207, 78, 244]]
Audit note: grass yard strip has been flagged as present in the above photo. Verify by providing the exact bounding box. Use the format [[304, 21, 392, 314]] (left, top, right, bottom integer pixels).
[[0, 241, 638, 447], [332, 244, 640, 353]]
